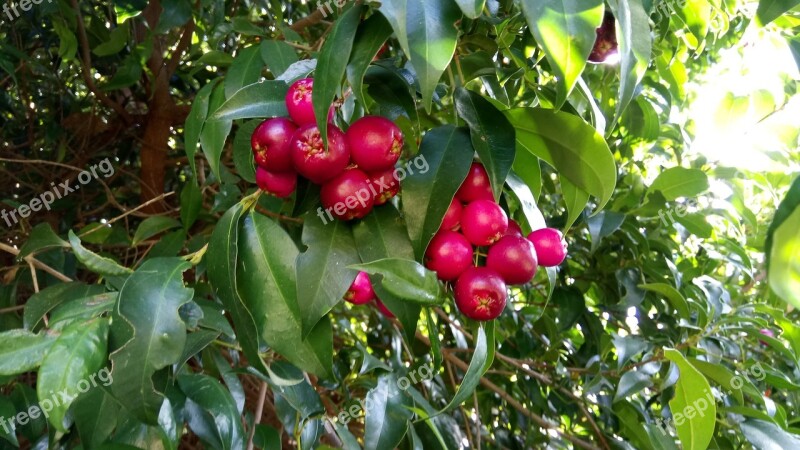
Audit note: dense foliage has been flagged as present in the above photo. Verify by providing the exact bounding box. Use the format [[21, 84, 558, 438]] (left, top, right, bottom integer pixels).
[[1, 0, 799, 449]]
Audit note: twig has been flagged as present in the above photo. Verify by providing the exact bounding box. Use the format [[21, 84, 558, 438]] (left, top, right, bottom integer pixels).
[[247, 381, 268, 450], [27, 258, 39, 293], [0, 305, 24, 314], [0, 243, 73, 283], [79, 192, 176, 238]]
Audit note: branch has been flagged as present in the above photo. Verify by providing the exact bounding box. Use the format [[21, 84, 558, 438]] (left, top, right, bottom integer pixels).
[[69, 0, 134, 124], [0, 243, 73, 283], [166, 19, 196, 77], [290, 9, 326, 32]]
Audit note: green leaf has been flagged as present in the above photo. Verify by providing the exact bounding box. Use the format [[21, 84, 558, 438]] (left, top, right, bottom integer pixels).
[[260, 40, 299, 77], [519, 0, 604, 107], [178, 373, 245, 450], [757, 0, 800, 26], [93, 21, 130, 56], [49, 292, 118, 328], [207, 203, 269, 374], [0, 396, 18, 446], [24, 282, 105, 330], [18, 223, 69, 259], [649, 167, 709, 201], [237, 212, 334, 378], [441, 322, 495, 412], [455, 0, 486, 18], [638, 283, 690, 320], [37, 318, 109, 431], [232, 120, 260, 185], [676, 0, 711, 45], [69, 230, 133, 277], [0, 330, 56, 376], [200, 83, 233, 181], [506, 108, 617, 212], [346, 14, 393, 105], [314, 4, 363, 145], [688, 359, 762, 405], [296, 212, 360, 337], [587, 211, 625, 252], [185, 80, 220, 176], [109, 258, 194, 424], [608, 0, 652, 124], [224, 46, 264, 99], [740, 419, 800, 448], [73, 388, 121, 449], [455, 88, 516, 201], [154, 0, 192, 33], [180, 181, 202, 230], [349, 258, 441, 306], [378, 0, 462, 111], [103, 54, 142, 90], [767, 176, 800, 308], [401, 126, 474, 259], [663, 348, 716, 450], [364, 373, 414, 450], [506, 172, 547, 231], [561, 178, 589, 231], [211, 80, 289, 121], [132, 216, 182, 246]]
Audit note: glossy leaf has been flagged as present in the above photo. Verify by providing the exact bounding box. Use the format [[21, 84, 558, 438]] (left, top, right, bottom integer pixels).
[[24, 282, 105, 330], [184, 80, 220, 176], [561, 178, 589, 231], [664, 349, 716, 450], [364, 373, 414, 450], [211, 80, 289, 121], [224, 46, 264, 99], [200, 83, 233, 180], [237, 212, 334, 378], [132, 216, 182, 245], [455, 88, 516, 200], [401, 126, 474, 259], [740, 418, 800, 448], [378, 0, 462, 111], [506, 108, 617, 212], [109, 258, 193, 424], [260, 40, 299, 77], [296, 212, 360, 337], [638, 283, 690, 319], [69, 230, 133, 277], [649, 167, 710, 201], [18, 223, 69, 258], [0, 330, 56, 376], [37, 318, 109, 431], [349, 258, 441, 305], [520, 0, 604, 107], [346, 14, 393, 105], [441, 322, 495, 412], [756, 0, 800, 26], [455, 0, 486, 18], [608, 0, 652, 124], [313, 4, 364, 144], [178, 373, 245, 450]]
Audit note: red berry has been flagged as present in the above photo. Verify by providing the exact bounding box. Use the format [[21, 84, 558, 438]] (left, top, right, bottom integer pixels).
[[286, 78, 316, 126], [505, 220, 523, 237], [461, 200, 508, 246], [424, 230, 473, 281], [441, 199, 462, 231], [251, 118, 297, 172], [344, 272, 376, 305], [375, 298, 395, 318], [527, 228, 568, 267], [320, 168, 375, 220], [368, 168, 400, 205], [346, 116, 404, 171], [589, 11, 619, 64], [290, 124, 350, 184], [486, 235, 538, 285], [456, 163, 494, 203], [454, 267, 508, 321], [255, 167, 297, 198]]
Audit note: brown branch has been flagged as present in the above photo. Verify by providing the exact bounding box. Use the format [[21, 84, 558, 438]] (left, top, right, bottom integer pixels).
[[68, 0, 134, 124], [289, 9, 326, 32], [247, 381, 268, 450], [166, 19, 196, 76], [0, 243, 73, 283]]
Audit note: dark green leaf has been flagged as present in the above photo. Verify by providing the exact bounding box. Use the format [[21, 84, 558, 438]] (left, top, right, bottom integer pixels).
[[587, 211, 625, 252], [349, 258, 441, 305], [180, 181, 202, 230], [154, 0, 192, 33], [185, 80, 220, 176], [211, 80, 289, 121], [561, 178, 589, 231], [0, 330, 56, 376], [260, 40, 299, 77], [200, 83, 234, 181], [346, 14, 392, 105], [69, 230, 133, 277], [225, 46, 264, 99], [608, 0, 652, 123], [401, 126, 474, 259], [132, 216, 182, 246], [638, 283, 690, 319], [24, 282, 105, 330], [740, 419, 800, 448], [455, 88, 516, 200], [364, 373, 414, 450], [109, 258, 193, 424], [441, 322, 495, 412], [18, 223, 69, 259], [178, 373, 245, 450], [238, 212, 334, 378]]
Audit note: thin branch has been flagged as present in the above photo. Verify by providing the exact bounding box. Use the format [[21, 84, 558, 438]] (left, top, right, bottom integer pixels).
[[166, 19, 196, 76], [0, 243, 73, 283], [247, 381, 268, 450]]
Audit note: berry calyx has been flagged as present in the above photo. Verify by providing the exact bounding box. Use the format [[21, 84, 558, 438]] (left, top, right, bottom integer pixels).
[[454, 267, 508, 321], [286, 78, 316, 126], [290, 124, 350, 184], [368, 168, 400, 205], [346, 116, 404, 171], [255, 167, 297, 198], [461, 200, 508, 246], [344, 272, 376, 305], [424, 230, 473, 281], [320, 167, 375, 220], [527, 228, 568, 267], [375, 298, 395, 318], [441, 199, 462, 231], [251, 118, 297, 172], [456, 163, 494, 203], [486, 235, 538, 285]]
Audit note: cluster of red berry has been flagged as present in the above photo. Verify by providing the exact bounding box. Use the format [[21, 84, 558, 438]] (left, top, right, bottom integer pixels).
[[425, 163, 568, 321], [251, 78, 404, 220]]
